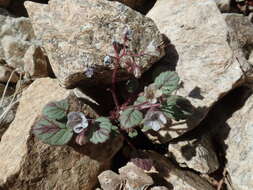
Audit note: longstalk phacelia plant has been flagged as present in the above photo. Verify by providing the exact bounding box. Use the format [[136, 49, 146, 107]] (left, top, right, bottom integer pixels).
[[33, 28, 193, 151]]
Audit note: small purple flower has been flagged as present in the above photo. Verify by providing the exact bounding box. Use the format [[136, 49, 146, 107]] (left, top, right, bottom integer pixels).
[[143, 110, 167, 131], [84, 67, 94, 78], [67, 112, 89, 134]]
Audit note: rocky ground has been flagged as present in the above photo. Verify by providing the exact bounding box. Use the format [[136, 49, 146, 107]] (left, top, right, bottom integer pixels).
[[0, 0, 252, 189]]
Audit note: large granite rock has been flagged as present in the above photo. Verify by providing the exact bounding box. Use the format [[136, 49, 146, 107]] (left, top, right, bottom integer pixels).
[[0, 9, 48, 72], [147, 0, 250, 140], [25, 0, 165, 88], [220, 93, 253, 190], [0, 78, 123, 190]]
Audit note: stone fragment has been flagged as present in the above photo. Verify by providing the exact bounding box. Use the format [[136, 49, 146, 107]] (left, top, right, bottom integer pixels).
[[0, 65, 19, 83], [99, 163, 153, 190], [98, 170, 122, 190], [119, 162, 153, 189], [25, 0, 165, 88], [0, 10, 46, 71], [223, 13, 253, 48], [219, 94, 253, 190], [23, 45, 49, 78], [147, 151, 215, 190], [0, 78, 123, 190], [168, 137, 219, 174], [147, 0, 250, 141]]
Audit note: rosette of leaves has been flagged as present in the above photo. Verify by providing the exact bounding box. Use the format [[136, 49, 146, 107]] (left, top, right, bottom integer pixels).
[[33, 99, 73, 145]]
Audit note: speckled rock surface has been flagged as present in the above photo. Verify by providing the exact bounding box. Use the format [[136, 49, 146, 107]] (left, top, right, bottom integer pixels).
[[221, 94, 253, 190], [0, 78, 123, 190], [147, 0, 250, 141], [25, 0, 165, 88], [168, 137, 219, 174], [0, 10, 45, 71]]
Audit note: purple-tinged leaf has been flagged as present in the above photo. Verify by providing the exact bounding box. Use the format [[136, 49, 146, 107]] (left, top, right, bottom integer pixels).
[[119, 108, 143, 129], [89, 117, 112, 144], [33, 117, 73, 145], [42, 99, 68, 120]]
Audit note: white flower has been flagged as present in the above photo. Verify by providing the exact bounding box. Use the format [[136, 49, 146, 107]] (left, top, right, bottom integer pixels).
[[143, 110, 167, 131], [67, 112, 89, 134], [84, 67, 94, 78], [143, 84, 163, 104]]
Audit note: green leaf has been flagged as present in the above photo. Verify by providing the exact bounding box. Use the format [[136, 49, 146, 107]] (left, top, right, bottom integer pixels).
[[111, 125, 120, 134], [33, 117, 73, 145], [154, 71, 179, 94], [119, 108, 143, 129], [89, 117, 112, 144], [128, 129, 138, 138], [161, 95, 193, 121], [42, 99, 68, 120], [134, 96, 147, 105]]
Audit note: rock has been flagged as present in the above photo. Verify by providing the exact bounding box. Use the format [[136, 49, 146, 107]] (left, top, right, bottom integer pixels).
[[0, 78, 123, 189], [98, 170, 122, 190], [0, 0, 10, 7], [25, 0, 165, 88], [217, 93, 253, 190], [223, 13, 253, 70], [147, 0, 250, 141], [214, 0, 231, 12], [0, 65, 19, 83], [109, 0, 156, 14], [168, 137, 219, 174], [0, 11, 47, 72], [223, 13, 253, 48], [23, 45, 50, 78], [98, 163, 154, 190], [147, 151, 215, 190], [119, 162, 153, 189]]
